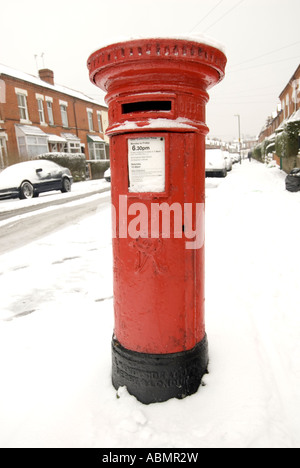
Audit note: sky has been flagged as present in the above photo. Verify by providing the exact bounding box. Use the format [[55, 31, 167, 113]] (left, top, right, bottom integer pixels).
[[1, 0, 299, 141]]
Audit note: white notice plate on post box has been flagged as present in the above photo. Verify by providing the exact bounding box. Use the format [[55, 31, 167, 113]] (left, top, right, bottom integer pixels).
[[128, 137, 165, 192]]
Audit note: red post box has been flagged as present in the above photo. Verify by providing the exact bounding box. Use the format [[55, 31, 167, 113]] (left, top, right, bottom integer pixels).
[[87, 37, 226, 404]]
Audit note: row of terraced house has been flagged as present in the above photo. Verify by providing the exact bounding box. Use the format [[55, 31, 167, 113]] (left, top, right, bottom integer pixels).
[[257, 63, 300, 173], [0, 64, 109, 172]]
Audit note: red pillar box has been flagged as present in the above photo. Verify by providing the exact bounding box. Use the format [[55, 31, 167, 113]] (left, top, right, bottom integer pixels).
[[87, 37, 226, 404]]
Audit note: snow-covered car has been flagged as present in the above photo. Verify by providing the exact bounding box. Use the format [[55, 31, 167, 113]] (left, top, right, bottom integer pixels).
[[205, 149, 227, 177], [223, 151, 233, 172], [285, 168, 300, 192], [230, 153, 240, 164], [104, 167, 111, 182], [0, 160, 73, 200]]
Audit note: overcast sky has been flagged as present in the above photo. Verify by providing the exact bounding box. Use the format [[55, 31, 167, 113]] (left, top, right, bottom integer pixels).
[[1, 0, 299, 141]]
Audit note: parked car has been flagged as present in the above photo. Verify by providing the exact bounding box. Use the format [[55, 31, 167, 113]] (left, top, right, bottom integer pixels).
[[223, 151, 233, 172], [0, 160, 73, 200], [104, 167, 111, 182], [285, 168, 300, 192], [230, 153, 241, 164], [205, 149, 227, 177]]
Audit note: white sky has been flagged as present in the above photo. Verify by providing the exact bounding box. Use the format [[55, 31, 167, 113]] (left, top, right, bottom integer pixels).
[[1, 0, 299, 141]]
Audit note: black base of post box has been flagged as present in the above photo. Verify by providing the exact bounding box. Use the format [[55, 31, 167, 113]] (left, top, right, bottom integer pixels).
[[111, 335, 208, 404]]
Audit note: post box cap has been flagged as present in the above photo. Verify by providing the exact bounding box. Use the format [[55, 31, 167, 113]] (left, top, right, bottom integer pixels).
[[89, 33, 226, 56], [87, 35, 227, 92]]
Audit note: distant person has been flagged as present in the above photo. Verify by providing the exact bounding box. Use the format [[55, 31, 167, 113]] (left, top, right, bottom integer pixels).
[[248, 151, 252, 162]]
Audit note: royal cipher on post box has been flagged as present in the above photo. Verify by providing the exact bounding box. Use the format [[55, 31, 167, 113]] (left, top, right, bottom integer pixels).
[[87, 36, 226, 404]]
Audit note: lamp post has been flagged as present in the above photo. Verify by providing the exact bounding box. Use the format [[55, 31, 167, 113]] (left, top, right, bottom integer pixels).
[[234, 114, 241, 164]]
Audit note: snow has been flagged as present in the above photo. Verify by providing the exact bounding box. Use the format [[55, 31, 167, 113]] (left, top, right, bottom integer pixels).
[[288, 109, 300, 123], [91, 33, 226, 55], [0, 193, 107, 230], [108, 118, 197, 135], [0, 161, 300, 448]]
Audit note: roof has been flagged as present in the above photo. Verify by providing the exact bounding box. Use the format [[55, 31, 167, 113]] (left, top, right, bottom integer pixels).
[[15, 124, 47, 136], [279, 63, 300, 99], [0, 63, 107, 108], [15, 126, 83, 142], [61, 133, 80, 141], [287, 108, 300, 123], [46, 134, 67, 143], [87, 134, 105, 142]]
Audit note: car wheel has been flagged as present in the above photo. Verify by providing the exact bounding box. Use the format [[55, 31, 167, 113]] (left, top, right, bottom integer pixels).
[[61, 177, 71, 193], [19, 181, 34, 199]]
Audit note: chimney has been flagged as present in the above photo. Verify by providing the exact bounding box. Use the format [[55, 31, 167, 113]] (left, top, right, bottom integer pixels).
[[38, 68, 54, 85]]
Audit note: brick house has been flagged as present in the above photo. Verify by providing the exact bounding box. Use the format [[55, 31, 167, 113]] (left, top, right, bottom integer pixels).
[[279, 64, 300, 122], [0, 64, 109, 170], [257, 64, 300, 170], [259, 64, 300, 142]]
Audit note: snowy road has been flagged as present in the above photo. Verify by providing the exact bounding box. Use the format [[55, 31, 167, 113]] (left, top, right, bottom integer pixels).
[[0, 161, 300, 448], [0, 193, 111, 255]]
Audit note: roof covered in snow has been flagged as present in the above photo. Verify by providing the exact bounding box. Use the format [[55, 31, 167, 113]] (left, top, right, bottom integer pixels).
[[0, 63, 107, 108], [15, 124, 47, 137], [288, 108, 300, 123]]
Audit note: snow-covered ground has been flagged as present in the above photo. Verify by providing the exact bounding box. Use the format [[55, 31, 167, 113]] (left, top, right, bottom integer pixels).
[[0, 161, 299, 448]]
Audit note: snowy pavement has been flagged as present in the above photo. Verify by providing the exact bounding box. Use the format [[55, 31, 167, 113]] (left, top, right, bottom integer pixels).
[[0, 161, 300, 448]]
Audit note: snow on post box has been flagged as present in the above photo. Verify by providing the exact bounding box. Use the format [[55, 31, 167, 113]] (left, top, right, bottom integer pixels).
[[87, 36, 227, 404]]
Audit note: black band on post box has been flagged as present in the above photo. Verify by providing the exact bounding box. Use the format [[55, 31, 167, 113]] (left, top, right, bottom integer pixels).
[[111, 335, 208, 404]]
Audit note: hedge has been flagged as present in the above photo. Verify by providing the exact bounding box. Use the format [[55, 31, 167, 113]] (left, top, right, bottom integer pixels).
[[275, 121, 300, 158], [86, 160, 110, 180], [35, 152, 86, 181], [253, 145, 263, 162]]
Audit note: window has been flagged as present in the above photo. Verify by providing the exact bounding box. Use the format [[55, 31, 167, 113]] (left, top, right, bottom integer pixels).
[[16, 89, 29, 122], [97, 111, 103, 132], [281, 99, 285, 119], [18, 136, 27, 157], [18, 94, 28, 120], [67, 142, 81, 153], [60, 100, 69, 127], [49, 142, 64, 152], [46, 100, 54, 125], [15, 125, 48, 159], [87, 109, 94, 131], [0, 135, 7, 169], [286, 95, 290, 118], [60, 104, 68, 127], [37, 98, 45, 124], [0, 80, 5, 119], [28, 136, 48, 156], [88, 141, 106, 160], [17, 135, 48, 157], [61, 133, 81, 153]]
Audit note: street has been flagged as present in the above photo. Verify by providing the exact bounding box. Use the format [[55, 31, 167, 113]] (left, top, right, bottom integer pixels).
[[0, 192, 111, 256]]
